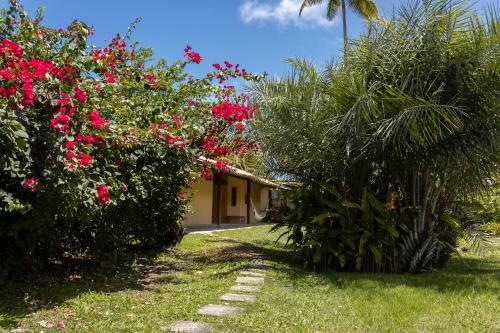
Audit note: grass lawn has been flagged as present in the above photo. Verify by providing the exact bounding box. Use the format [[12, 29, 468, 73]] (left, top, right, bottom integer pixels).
[[1, 225, 499, 332]]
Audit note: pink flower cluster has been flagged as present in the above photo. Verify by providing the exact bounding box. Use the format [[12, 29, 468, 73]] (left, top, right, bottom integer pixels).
[[2, 35, 258, 204], [165, 135, 182, 145], [89, 110, 109, 130], [0, 40, 58, 105], [201, 164, 213, 180], [184, 45, 202, 64], [50, 114, 72, 133], [97, 184, 110, 204], [211, 102, 254, 124], [210, 61, 247, 84], [214, 159, 229, 173], [22, 177, 39, 192], [74, 87, 88, 103]]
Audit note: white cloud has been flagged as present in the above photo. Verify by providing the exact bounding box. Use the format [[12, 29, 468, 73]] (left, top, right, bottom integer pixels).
[[239, 0, 337, 29]]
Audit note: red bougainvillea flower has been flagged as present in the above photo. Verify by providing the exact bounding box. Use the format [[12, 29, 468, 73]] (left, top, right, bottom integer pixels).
[[215, 159, 229, 173], [74, 87, 88, 103], [0, 39, 22, 59], [66, 140, 76, 150], [165, 135, 181, 145], [22, 177, 39, 192], [172, 115, 183, 129], [20, 78, 34, 105], [201, 165, 213, 180], [184, 45, 202, 64], [88, 110, 109, 130], [211, 102, 254, 124], [234, 123, 245, 132], [50, 114, 72, 133], [144, 73, 159, 88], [103, 72, 115, 83], [97, 184, 110, 204], [76, 153, 92, 167]]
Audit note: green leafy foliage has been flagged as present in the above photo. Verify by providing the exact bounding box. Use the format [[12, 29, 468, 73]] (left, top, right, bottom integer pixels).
[[254, 0, 500, 272], [273, 183, 410, 273], [0, 1, 260, 279]]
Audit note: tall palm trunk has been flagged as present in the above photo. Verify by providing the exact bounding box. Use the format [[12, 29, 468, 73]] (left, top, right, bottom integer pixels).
[[341, 0, 348, 59]]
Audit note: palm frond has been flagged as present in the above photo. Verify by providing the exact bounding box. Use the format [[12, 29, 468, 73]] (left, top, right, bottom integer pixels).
[[348, 0, 378, 20], [299, 0, 325, 16]]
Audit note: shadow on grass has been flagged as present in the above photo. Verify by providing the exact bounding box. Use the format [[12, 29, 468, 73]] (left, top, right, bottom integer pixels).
[[317, 255, 500, 298], [0, 240, 265, 329], [207, 232, 500, 298], [1, 230, 498, 329]]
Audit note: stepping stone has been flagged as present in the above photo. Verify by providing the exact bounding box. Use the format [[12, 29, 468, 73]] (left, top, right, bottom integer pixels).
[[220, 293, 256, 303], [236, 276, 264, 285], [166, 320, 212, 332], [246, 264, 269, 271], [240, 270, 265, 277], [198, 304, 243, 316], [230, 284, 261, 292]]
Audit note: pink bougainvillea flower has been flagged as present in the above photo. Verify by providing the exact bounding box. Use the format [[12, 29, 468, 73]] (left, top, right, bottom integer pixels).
[[22, 177, 39, 192], [211, 102, 254, 124], [76, 153, 92, 167], [165, 135, 181, 145], [184, 45, 202, 64], [97, 184, 110, 204], [0, 39, 23, 59], [88, 110, 109, 130], [66, 140, 76, 150], [74, 87, 88, 103], [103, 71, 115, 83], [57, 320, 66, 330], [215, 159, 229, 173], [234, 123, 245, 132], [201, 165, 213, 180]]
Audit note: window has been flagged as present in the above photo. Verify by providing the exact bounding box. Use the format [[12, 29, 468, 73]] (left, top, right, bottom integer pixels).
[[231, 186, 237, 206]]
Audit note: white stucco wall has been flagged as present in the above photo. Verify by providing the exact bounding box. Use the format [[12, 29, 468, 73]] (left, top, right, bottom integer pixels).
[[182, 175, 276, 225], [226, 176, 248, 223], [183, 178, 213, 225], [260, 187, 270, 211]]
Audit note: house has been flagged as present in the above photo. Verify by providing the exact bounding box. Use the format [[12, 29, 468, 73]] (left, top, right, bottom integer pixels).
[[183, 158, 287, 225]]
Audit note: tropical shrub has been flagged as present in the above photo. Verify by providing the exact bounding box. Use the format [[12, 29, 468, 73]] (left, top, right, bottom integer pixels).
[[458, 179, 500, 235], [481, 222, 500, 235], [0, 0, 260, 278], [253, 0, 500, 272]]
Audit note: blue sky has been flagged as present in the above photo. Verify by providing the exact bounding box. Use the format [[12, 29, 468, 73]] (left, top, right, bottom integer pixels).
[[3, 0, 495, 77]]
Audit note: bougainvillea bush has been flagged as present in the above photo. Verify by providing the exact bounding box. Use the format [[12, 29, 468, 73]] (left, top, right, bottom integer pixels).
[[0, 1, 260, 278]]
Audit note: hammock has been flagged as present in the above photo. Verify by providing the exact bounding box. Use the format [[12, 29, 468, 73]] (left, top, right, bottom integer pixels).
[[250, 197, 269, 222]]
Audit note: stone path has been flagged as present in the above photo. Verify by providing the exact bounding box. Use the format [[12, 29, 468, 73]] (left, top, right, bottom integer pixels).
[[166, 254, 269, 332], [220, 293, 256, 303], [236, 276, 264, 285], [230, 284, 261, 292], [198, 304, 244, 316], [166, 321, 213, 333]]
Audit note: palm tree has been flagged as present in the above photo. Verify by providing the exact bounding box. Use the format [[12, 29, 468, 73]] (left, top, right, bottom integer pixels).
[[252, 0, 500, 272], [299, 0, 378, 57]]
